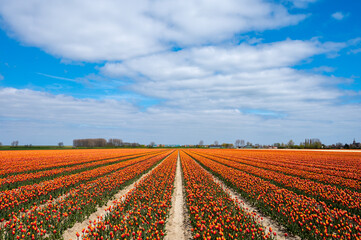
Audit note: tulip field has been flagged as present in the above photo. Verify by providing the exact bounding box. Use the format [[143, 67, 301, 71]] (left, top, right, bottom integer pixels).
[[0, 149, 360, 239]]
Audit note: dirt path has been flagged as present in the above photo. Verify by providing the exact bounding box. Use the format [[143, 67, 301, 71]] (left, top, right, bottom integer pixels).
[[194, 160, 301, 240], [62, 159, 165, 240], [165, 152, 191, 240]]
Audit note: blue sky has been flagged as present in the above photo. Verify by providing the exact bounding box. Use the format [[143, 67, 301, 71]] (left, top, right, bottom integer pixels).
[[0, 0, 360, 145]]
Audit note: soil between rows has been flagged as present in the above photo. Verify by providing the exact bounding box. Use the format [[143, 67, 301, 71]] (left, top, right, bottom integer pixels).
[[62, 155, 168, 240], [8, 150, 306, 240], [164, 153, 192, 240], [192, 156, 301, 240]]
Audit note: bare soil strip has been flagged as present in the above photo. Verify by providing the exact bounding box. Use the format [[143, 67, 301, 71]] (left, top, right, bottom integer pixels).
[[62, 158, 166, 240], [194, 160, 301, 240], [165, 153, 191, 240]]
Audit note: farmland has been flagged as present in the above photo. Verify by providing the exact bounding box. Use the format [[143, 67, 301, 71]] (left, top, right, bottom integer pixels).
[[0, 149, 360, 239]]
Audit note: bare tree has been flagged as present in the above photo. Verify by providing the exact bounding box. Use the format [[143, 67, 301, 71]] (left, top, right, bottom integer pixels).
[[58, 142, 64, 148], [214, 140, 219, 146], [287, 140, 294, 148], [240, 139, 245, 147], [150, 141, 155, 147], [108, 138, 123, 147], [0, 142, 2, 147], [235, 139, 241, 147], [11, 141, 19, 147], [199, 140, 204, 146], [335, 142, 343, 149], [73, 138, 107, 147]]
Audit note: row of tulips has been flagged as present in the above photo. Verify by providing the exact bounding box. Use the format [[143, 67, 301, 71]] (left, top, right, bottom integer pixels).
[[189, 150, 361, 214], [0, 150, 174, 239], [207, 149, 361, 181], [0, 149, 160, 176], [185, 150, 361, 239], [0, 151, 169, 222], [0, 150, 164, 191], [226, 149, 361, 171], [192, 149, 361, 191], [81, 150, 178, 240], [180, 151, 273, 240]]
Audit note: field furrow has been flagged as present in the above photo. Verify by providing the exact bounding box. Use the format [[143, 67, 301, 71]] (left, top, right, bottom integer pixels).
[[81, 151, 178, 240], [203, 149, 361, 180], [0, 150, 174, 239], [0, 149, 162, 176], [0, 150, 165, 191], [191, 150, 361, 191], [1, 148, 360, 240], [0, 151, 170, 222], [180, 151, 273, 240], [186, 150, 361, 239], [188, 150, 361, 214]]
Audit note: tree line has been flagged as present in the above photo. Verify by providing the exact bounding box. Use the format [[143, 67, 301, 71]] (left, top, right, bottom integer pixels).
[[72, 138, 141, 148]]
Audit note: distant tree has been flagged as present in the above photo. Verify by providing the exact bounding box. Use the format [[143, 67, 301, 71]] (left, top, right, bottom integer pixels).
[[214, 140, 219, 146], [73, 138, 107, 148], [273, 143, 281, 148], [0, 142, 2, 147], [335, 142, 343, 149], [58, 142, 64, 148], [240, 140, 245, 147], [108, 138, 123, 147], [235, 139, 241, 147], [11, 141, 19, 147], [303, 138, 322, 149], [199, 140, 204, 146], [150, 141, 155, 147], [287, 140, 295, 148]]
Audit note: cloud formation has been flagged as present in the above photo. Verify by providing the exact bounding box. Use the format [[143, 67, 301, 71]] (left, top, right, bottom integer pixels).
[[332, 12, 348, 20], [0, 0, 305, 61], [101, 39, 346, 113], [1, 83, 360, 145], [1, 38, 357, 145], [0, 0, 360, 145]]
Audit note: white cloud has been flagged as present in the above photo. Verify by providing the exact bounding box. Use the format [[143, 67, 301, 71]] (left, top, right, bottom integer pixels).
[[0, 0, 306, 61], [102, 39, 344, 78], [0, 1, 359, 145], [96, 38, 361, 145], [332, 12, 349, 20], [94, 38, 358, 139], [0, 88, 137, 125], [0, 38, 358, 145], [101, 39, 346, 112], [1, 86, 360, 145], [349, 48, 361, 55], [312, 66, 335, 73]]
